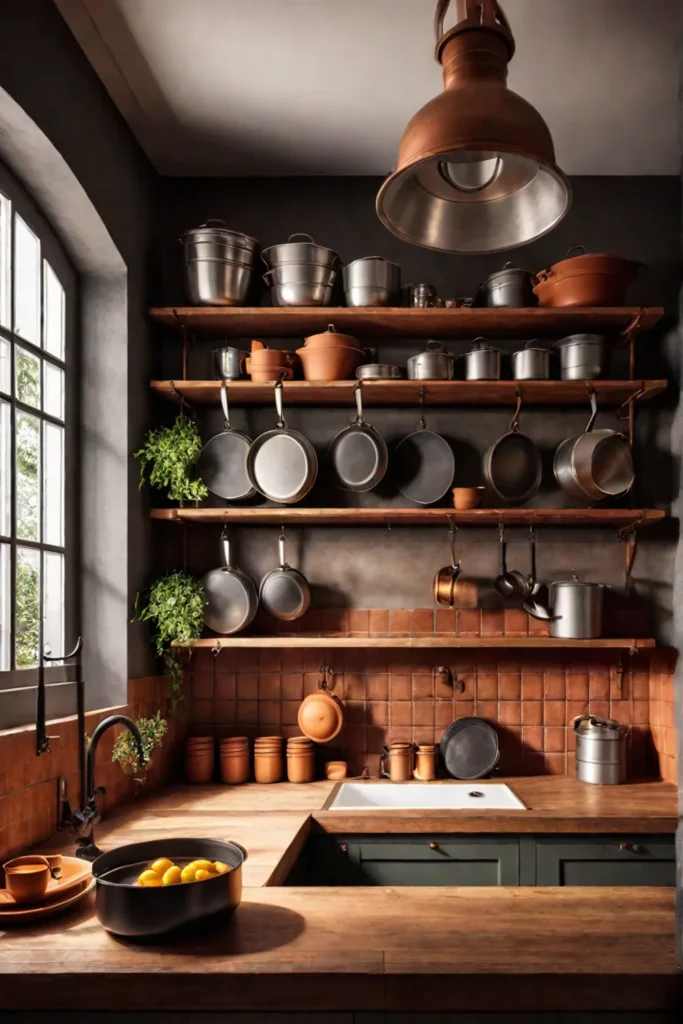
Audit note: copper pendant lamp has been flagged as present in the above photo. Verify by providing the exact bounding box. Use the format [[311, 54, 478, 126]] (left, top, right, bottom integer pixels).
[[376, 0, 571, 254]]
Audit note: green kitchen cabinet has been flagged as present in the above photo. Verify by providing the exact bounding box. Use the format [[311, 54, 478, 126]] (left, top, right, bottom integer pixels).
[[533, 836, 675, 887], [339, 836, 520, 886]]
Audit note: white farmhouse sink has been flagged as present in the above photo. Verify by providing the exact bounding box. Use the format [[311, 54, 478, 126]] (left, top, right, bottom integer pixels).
[[327, 782, 526, 811]]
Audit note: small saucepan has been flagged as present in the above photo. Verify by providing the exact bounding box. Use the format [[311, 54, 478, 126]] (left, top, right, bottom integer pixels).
[[259, 530, 311, 621], [433, 524, 461, 607], [93, 838, 246, 938]]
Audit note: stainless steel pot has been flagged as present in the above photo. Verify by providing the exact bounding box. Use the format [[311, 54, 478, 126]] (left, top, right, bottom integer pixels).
[[554, 391, 634, 501], [356, 363, 402, 380], [511, 341, 549, 381], [547, 579, 606, 639], [181, 220, 258, 256], [263, 262, 338, 307], [261, 233, 340, 270], [404, 283, 437, 308], [463, 338, 501, 380], [407, 341, 453, 380], [185, 257, 253, 306], [554, 334, 608, 380], [343, 257, 400, 306], [477, 262, 537, 308], [184, 240, 255, 267], [259, 530, 311, 621], [212, 346, 248, 380], [573, 715, 626, 785]]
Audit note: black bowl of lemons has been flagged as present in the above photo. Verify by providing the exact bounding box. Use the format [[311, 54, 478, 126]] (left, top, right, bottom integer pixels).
[[92, 838, 246, 938]]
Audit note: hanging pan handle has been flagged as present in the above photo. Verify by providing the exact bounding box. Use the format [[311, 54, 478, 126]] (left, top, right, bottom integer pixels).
[[220, 380, 231, 430], [565, 244, 587, 259], [448, 521, 461, 573], [274, 379, 286, 429], [509, 389, 523, 434], [354, 380, 366, 425], [584, 387, 599, 434], [220, 527, 233, 569], [278, 529, 289, 570]]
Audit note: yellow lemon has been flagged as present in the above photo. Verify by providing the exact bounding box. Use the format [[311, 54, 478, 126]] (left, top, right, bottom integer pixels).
[[195, 868, 217, 881], [188, 859, 215, 872], [150, 858, 174, 877], [180, 864, 199, 883], [138, 870, 163, 887], [162, 865, 182, 886], [213, 861, 231, 874]]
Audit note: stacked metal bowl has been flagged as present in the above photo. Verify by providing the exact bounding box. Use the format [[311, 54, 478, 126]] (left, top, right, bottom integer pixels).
[[182, 220, 259, 306], [262, 233, 341, 307], [343, 256, 401, 307]]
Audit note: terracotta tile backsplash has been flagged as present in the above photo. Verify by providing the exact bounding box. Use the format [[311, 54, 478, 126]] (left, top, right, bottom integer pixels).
[[184, 609, 678, 784], [0, 677, 182, 862]]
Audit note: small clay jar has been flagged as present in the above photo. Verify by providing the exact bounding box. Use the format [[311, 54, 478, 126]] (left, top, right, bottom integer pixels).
[[414, 744, 437, 781], [380, 743, 414, 782], [185, 737, 215, 783], [324, 760, 348, 780], [219, 743, 250, 784], [287, 751, 315, 783], [254, 737, 284, 783]]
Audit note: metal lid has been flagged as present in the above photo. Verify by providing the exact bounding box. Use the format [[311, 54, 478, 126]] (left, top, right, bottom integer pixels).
[[574, 714, 624, 738], [549, 580, 606, 590], [554, 333, 604, 348], [468, 337, 497, 353], [182, 220, 258, 250], [485, 261, 532, 284]]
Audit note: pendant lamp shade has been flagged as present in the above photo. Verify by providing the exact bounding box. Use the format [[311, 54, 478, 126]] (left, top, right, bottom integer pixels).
[[376, 0, 571, 254]]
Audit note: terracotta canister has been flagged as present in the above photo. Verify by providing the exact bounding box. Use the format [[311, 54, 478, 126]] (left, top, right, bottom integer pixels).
[[254, 736, 284, 783], [286, 736, 315, 783], [324, 760, 348, 780], [414, 744, 437, 781], [219, 736, 250, 784], [380, 742, 414, 782], [246, 341, 299, 382], [185, 736, 215, 784]]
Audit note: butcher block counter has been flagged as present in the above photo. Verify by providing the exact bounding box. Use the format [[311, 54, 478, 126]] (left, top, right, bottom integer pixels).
[[0, 777, 679, 1014]]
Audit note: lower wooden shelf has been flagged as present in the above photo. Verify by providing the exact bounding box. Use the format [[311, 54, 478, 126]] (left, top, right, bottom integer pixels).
[[173, 636, 655, 650], [152, 507, 665, 528]]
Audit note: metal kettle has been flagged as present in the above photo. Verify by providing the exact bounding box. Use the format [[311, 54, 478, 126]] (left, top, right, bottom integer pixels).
[[573, 714, 627, 785]]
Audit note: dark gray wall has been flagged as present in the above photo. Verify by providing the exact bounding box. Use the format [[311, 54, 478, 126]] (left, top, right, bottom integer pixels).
[[0, 0, 157, 694], [153, 176, 681, 643]]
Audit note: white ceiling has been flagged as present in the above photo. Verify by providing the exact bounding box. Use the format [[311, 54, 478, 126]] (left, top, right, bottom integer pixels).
[[56, 0, 681, 177]]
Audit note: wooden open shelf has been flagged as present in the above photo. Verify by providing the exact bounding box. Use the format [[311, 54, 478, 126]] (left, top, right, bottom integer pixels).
[[150, 378, 667, 407], [174, 636, 655, 650], [151, 507, 665, 529], [149, 305, 663, 338]]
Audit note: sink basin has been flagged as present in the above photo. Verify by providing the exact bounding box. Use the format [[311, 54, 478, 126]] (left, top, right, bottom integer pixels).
[[327, 782, 526, 811]]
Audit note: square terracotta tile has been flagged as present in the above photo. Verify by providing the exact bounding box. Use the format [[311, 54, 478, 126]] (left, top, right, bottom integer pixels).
[[390, 610, 411, 636], [587, 698, 609, 720], [281, 648, 304, 672], [609, 699, 633, 725], [258, 700, 282, 726], [236, 673, 258, 700], [281, 673, 303, 700], [236, 700, 258, 724], [632, 700, 649, 725], [499, 672, 521, 700], [236, 648, 259, 672], [344, 673, 366, 700], [214, 673, 236, 700], [412, 673, 433, 699], [522, 702, 543, 726], [411, 609, 434, 636], [345, 700, 366, 726], [457, 609, 481, 636], [480, 609, 504, 637], [214, 700, 236, 725], [528, 615, 550, 637], [191, 673, 215, 700], [589, 671, 609, 700], [543, 671, 566, 700], [498, 701, 521, 726], [544, 726, 566, 753], [566, 672, 589, 701], [258, 649, 281, 672], [521, 672, 543, 700], [258, 673, 281, 700], [476, 672, 498, 701], [412, 702, 434, 727], [545, 752, 566, 775], [476, 700, 498, 722], [566, 699, 588, 723], [435, 700, 455, 726], [367, 674, 389, 700], [391, 702, 412, 726], [347, 609, 369, 635], [391, 674, 411, 700], [369, 609, 389, 635], [504, 608, 528, 637], [434, 669, 454, 699], [281, 701, 300, 726], [303, 672, 320, 696], [454, 700, 475, 719], [631, 669, 649, 701], [456, 672, 475, 700], [390, 726, 414, 745], [544, 701, 565, 726], [345, 725, 368, 752], [434, 608, 456, 634], [320, 608, 347, 635], [367, 701, 389, 726], [522, 726, 544, 751]]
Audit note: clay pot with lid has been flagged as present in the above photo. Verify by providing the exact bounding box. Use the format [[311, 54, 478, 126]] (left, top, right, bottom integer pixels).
[[297, 324, 364, 382], [533, 246, 643, 307], [297, 670, 344, 743]]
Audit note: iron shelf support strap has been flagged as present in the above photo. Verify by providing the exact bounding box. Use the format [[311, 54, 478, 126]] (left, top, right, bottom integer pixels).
[[172, 308, 196, 382]]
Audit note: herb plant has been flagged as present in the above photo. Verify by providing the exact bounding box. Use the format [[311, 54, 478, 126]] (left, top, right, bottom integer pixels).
[[112, 712, 168, 777], [135, 413, 208, 503]]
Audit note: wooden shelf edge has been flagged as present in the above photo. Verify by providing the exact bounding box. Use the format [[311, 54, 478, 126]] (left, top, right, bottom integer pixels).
[[151, 507, 665, 528], [149, 305, 665, 338], [149, 378, 668, 408], [172, 636, 656, 649]]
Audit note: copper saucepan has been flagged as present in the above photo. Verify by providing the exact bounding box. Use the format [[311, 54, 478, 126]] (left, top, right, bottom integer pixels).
[[433, 525, 479, 609]]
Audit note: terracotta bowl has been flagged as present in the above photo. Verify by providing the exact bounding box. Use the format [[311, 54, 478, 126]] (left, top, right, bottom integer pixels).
[[296, 345, 362, 382], [324, 761, 348, 780], [452, 486, 485, 510]]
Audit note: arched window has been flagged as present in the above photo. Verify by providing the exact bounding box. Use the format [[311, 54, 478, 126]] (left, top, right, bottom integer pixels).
[[0, 162, 77, 727]]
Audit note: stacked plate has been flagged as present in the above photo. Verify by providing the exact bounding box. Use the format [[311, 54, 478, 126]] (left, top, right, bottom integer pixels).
[[262, 233, 341, 307], [182, 220, 259, 306]]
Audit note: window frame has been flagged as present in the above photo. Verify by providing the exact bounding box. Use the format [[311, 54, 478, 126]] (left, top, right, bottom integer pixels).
[[0, 160, 79, 719]]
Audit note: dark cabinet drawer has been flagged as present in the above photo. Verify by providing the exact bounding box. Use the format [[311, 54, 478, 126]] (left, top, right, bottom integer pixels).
[[342, 836, 519, 886], [534, 836, 675, 887]]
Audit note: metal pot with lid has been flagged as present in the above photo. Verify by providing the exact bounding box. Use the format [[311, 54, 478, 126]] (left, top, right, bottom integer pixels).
[[526, 575, 607, 639], [573, 714, 627, 785], [463, 338, 501, 380], [511, 341, 549, 381], [407, 341, 454, 380], [477, 262, 537, 308]]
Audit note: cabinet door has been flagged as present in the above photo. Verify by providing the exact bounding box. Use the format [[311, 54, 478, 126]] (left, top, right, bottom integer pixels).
[[535, 836, 675, 887], [344, 836, 519, 886]]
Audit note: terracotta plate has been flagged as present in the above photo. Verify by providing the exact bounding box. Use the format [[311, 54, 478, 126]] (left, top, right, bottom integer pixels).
[[0, 875, 95, 925], [0, 855, 92, 908]]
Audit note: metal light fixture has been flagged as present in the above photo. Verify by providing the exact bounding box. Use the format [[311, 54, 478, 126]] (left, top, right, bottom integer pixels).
[[376, 0, 571, 254]]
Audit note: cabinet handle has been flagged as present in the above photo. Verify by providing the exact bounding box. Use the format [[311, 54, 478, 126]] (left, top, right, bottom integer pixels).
[[619, 842, 643, 854], [429, 842, 439, 851]]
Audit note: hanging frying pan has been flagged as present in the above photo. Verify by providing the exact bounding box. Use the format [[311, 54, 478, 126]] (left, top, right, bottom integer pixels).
[[482, 390, 542, 505], [395, 392, 454, 505], [259, 529, 311, 621], [246, 380, 318, 503], [201, 530, 258, 635], [328, 381, 388, 491], [196, 381, 255, 501]]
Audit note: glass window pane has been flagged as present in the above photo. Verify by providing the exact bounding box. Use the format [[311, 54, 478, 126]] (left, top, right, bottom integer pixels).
[[0, 192, 10, 330], [43, 262, 65, 360], [0, 400, 9, 537], [43, 550, 64, 660], [15, 545, 40, 668], [16, 410, 40, 541], [0, 336, 9, 394], [13, 215, 40, 344], [43, 421, 64, 546], [0, 542, 9, 670], [15, 345, 40, 408], [43, 361, 65, 420]]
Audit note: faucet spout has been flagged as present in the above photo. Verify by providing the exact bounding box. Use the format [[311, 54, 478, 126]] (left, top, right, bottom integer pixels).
[[87, 715, 146, 801]]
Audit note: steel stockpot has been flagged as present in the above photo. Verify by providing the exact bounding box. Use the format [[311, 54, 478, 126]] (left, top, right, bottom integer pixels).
[[463, 339, 501, 380], [573, 715, 627, 785], [554, 334, 608, 380], [511, 341, 549, 381], [546, 579, 607, 639], [407, 341, 453, 380], [476, 262, 537, 308]]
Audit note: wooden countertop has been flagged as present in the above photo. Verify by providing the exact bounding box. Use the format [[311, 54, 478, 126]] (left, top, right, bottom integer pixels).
[[0, 777, 678, 1013]]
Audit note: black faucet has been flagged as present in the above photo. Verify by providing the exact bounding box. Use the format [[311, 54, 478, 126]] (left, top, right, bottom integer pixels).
[[68, 714, 146, 861]]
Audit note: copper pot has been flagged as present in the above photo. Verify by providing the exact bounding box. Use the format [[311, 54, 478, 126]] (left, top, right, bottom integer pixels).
[[433, 524, 480, 608], [533, 246, 642, 307]]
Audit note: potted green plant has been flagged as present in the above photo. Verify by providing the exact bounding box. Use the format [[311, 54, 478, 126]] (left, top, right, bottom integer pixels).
[[135, 413, 208, 504], [112, 711, 168, 778], [133, 571, 206, 713]]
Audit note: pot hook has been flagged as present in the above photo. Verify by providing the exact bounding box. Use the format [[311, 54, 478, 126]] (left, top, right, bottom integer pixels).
[[509, 388, 523, 434]]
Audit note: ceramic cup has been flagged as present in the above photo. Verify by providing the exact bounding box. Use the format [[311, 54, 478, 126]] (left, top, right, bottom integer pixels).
[[452, 486, 485, 510], [3, 855, 51, 904]]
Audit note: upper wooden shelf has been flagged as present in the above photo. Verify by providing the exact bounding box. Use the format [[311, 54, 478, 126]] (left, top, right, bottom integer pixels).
[[149, 306, 664, 339], [152, 507, 665, 529], [150, 379, 667, 407], [174, 636, 656, 650]]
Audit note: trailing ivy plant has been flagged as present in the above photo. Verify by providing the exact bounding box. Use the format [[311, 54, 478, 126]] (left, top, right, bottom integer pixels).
[[112, 712, 168, 778], [132, 571, 206, 714], [135, 413, 208, 503]]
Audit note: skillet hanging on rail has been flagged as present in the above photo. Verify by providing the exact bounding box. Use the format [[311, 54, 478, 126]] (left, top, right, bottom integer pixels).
[[246, 380, 318, 504], [482, 389, 542, 505], [196, 380, 255, 501], [328, 380, 388, 492], [396, 388, 455, 505]]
